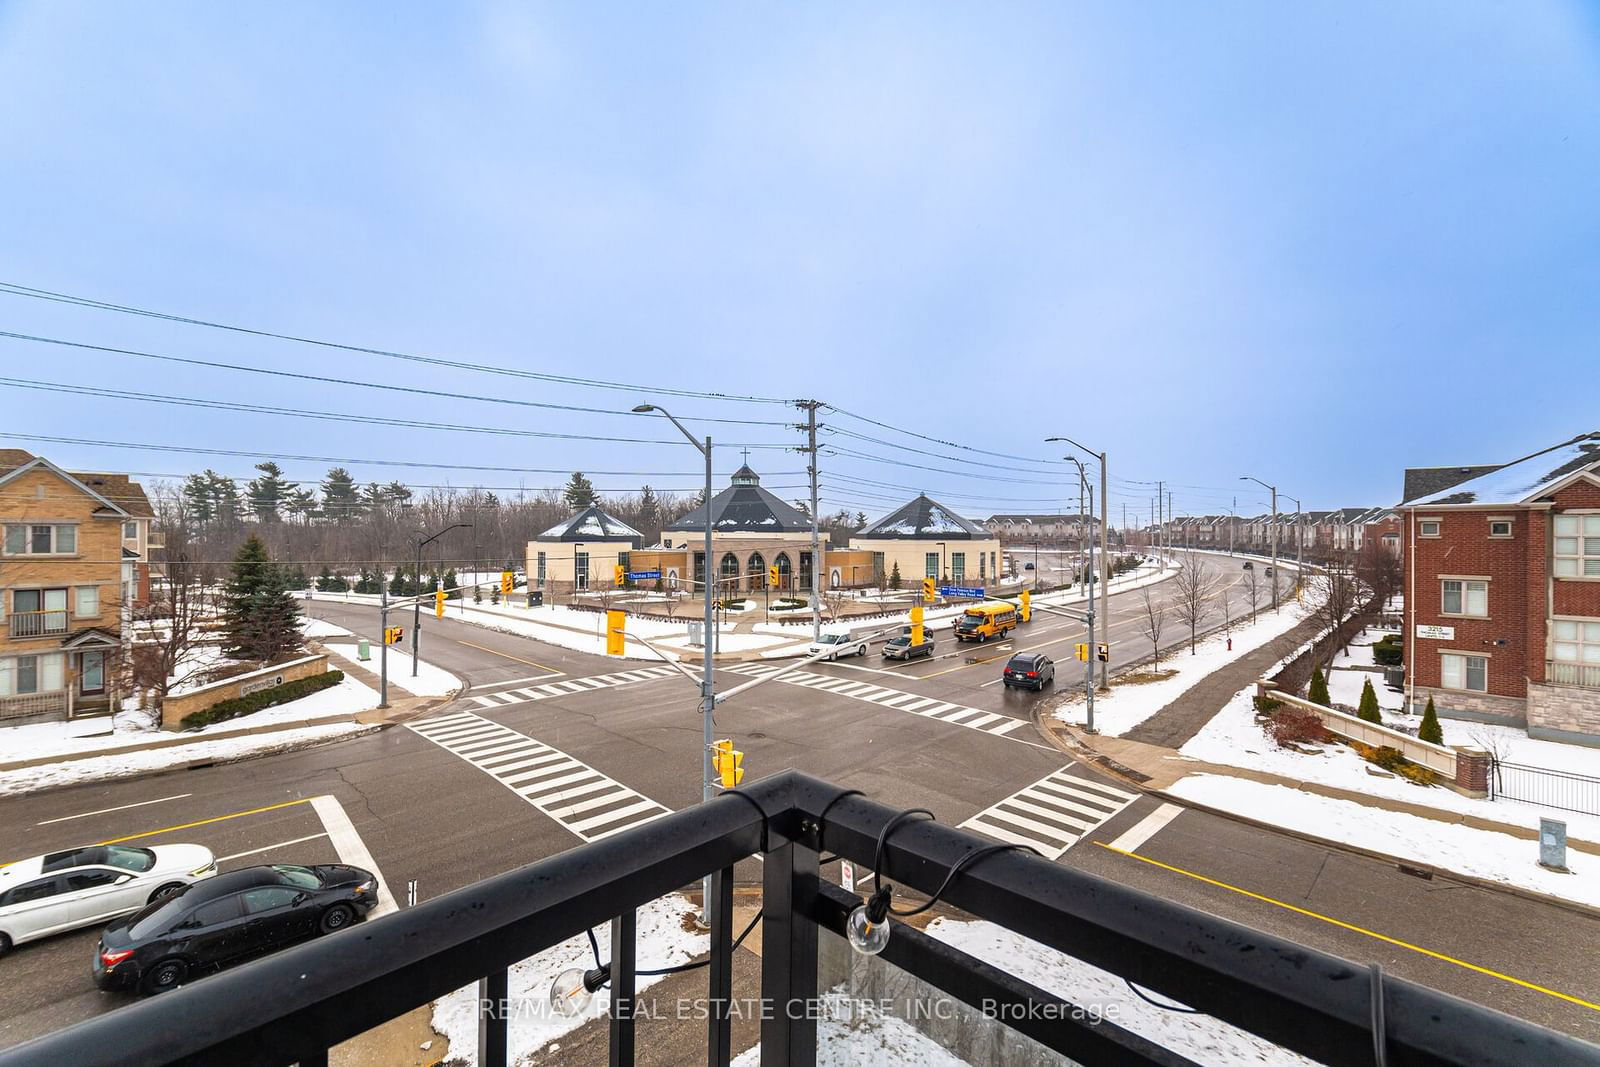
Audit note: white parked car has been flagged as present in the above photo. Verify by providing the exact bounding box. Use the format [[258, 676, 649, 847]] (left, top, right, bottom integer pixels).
[[807, 632, 870, 660], [0, 843, 217, 953]]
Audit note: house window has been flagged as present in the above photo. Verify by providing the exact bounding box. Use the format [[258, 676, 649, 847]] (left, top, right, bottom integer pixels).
[[1418, 520, 1441, 538], [617, 552, 630, 579], [1440, 653, 1487, 693], [1553, 514, 1600, 577], [3, 524, 76, 555], [1488, 519, 1512, 538], [0, 653, 64, 695], [979, 553, 986, 580], [1552, 620, 1600, 666], [123, 521, 138, 539], [951, 552, 965, 582], [925, 553, 938, 579], [1441, 579, 1487, 617], [74, 586, 98, 618]]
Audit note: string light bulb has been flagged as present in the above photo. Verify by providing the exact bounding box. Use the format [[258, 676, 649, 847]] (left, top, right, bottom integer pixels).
[[549, 964, 610, 1015], [847, 886, 894, 955]]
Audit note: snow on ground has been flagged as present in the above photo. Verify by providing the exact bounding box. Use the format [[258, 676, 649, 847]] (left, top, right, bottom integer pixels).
[[730, 1005, 971, 1067], [1324, 667, 1403, 712], [926, 918, 1311, 1066], [1167, 775, 1600, 908], [1055, 600, 1318, 737], [0, 721, 378, 797], [301, 616, 351, 638], [1330, 626, 1385, 668], [322, 638, 461, 697], [1435, 718, 1600, 777], [431, 893, 706, 1065]]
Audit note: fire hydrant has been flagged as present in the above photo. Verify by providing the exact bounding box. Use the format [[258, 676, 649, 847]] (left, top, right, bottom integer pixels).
[[1227, 637, 1233, 652]]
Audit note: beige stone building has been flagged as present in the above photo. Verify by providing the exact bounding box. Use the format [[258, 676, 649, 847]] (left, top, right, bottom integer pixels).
[[527, 505, 644, 599], [0, 449, 155, 724], [850, 494, 1002, 589]]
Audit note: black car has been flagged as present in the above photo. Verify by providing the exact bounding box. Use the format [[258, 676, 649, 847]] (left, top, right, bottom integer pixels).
[[94, 863, 378, 995], [1241, 560, 1253, 570], [1002, 652, 1054, 691]]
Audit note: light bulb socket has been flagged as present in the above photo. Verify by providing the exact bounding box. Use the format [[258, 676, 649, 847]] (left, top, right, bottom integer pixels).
[[865, 885, 892, 924], [583, 965, 611, 992]]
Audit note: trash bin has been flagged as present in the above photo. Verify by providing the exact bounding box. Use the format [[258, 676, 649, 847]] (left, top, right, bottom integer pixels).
[[1383, 665, 1404, 690], [357, 638, 371, 662], [527, 590, 544, 607]]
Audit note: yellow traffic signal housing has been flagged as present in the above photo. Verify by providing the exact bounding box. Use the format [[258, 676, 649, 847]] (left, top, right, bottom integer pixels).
[[383, 626, 403, 645], [434, 590, 446, 618], [922, 577, 936, 602], [500, 571, 514, 595], [910, 605, 924, 646], [1020, 589, 1031, 623], [768, 565, 780, 589], [1097, 642, 1110, 662], [711, 738, 744, 787], [614, 564, 626, 588], [1075, 642, 1089, 662], [606, 609, 626, 655]]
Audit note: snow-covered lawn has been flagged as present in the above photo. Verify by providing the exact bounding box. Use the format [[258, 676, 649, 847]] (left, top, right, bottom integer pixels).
[[926, 918, 1311, 1066], [731, 1004, 971, 1066], [322, 638, 460, 697], [431, 893, 706, 1064], [1055, 601, 1318, 737], [1324, 667, 1403, 712], [1167, 775, 1600, 908]]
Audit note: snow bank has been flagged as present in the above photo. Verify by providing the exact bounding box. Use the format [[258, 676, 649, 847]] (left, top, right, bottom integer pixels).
[[731, 1004, 971, 1066]]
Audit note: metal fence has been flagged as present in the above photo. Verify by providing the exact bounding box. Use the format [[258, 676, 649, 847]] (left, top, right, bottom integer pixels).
[[1491, 760, 1600, 817]]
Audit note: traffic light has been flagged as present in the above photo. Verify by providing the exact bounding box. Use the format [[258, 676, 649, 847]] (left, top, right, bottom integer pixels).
[[614, 564, 626, 588], [910, 605, 924, 646], [922, 577, 936, 602], [606, 609, 625, 655], [383, 626, 403, 645], [500, 571, 514, 595], [1097, 642, 1110, 663], [435, 591, 446, 618], [1019, 589, 1031, 623], [711, 738, 745, 788], [768, 565, 780, 589], [1075, 643, 1089, 662]]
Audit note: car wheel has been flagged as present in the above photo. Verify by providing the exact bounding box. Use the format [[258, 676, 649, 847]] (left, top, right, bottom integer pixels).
[[141, 958, 187, 996], [148, 882, 186, 905], [857, 644, 867, 657], [319, 903, 356, 934], [0, 932, 11, 957]]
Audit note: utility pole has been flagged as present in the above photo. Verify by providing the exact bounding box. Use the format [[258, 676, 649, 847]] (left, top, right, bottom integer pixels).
[[795, 400, 823, 644], [379, 582, 389, 709], [1242, 476, 1279, 611]]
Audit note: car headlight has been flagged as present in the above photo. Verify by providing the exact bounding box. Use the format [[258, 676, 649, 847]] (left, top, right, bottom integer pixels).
[[353, 879, 376, 896], [190, 861, 217, 877]]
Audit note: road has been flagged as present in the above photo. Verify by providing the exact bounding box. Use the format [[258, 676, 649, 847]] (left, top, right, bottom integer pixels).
[[2, 552, 1596, 1052]]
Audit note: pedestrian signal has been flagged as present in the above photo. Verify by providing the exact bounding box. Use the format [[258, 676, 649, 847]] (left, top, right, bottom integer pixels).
[[383, 626, 403, 645], [1097, 643, 1109, 662]]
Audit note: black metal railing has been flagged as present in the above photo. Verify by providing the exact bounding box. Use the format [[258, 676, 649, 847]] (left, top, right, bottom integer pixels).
[[2, 771, 1595, 1067], [1490, 759, 1600, 817]]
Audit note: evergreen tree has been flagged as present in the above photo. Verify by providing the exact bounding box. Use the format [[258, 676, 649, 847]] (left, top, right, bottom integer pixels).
[[316, 565, 334, 592], [1308, 668, 1331, 707], [638, 485, 661, 538], [473, 581, 483, 603], [247, 461, 293, 523], [354, 567, 372, 594], [208, 472, 242, 524], [284, 487, 319, 524], [222, 535, 303, 661], [1418, 697, 1444, 744], [1357, 677, 1382, 723], [856, 511, 868, 528], [889, 561, 902, 590], [182, 473, 217, 524], [321, 467, 362, 522], [389, 567, 407, 596], [564, 472, 598, 510], [490, 584, 501, 605], [443, 568, 460, 599]]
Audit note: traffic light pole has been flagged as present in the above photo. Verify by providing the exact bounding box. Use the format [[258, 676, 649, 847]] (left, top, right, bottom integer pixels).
[[1029, 600, 1096, 732], [379, 583, 389, 709]]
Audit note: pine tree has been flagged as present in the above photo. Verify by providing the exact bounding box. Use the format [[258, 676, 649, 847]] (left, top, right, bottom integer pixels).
[[889, 561, 902, 590], [1308, 668, 1331, 707], [389, 567, 407, 596], [564, 472, 598, 510], [443, 568, 459, 599], [316, 565, 334, 592], [284, 487, 319, 524], [638, 485, 661, 539], [1357, 677, 1381, 723], [321, 467, 362, 522], [182, 473, 216, 525], [209, 472, 242, 525], [1418, 697, 1444, 744], [247, 461, 293, 523], [490, 584, 501, 605], [222, 535, 302, 661]]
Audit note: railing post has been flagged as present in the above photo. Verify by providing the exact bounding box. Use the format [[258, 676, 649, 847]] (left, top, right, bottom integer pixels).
[[706, 865, 735, 1066], [760, 839, 818, 1067], [477, 968, 508, 1067], [610, 909, 637, 1067]]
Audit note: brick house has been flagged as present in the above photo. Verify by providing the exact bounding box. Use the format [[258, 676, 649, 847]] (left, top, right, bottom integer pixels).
[[0, 450, 155, 724], [1400, 432, 1600, 745]]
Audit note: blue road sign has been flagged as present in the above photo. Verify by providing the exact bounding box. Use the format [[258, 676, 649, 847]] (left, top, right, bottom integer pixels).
[[628, 570, 662, 581], [939, 585, 985, 599]]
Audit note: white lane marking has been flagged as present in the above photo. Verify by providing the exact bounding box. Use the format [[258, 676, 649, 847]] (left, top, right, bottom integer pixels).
[[1107, 803, 1184, 854], [36, 792, 194, 825], [217, 832, 330, 863], [309, 795, 399, 918], [468, 666, 679, 709], [960, 766, 1137, 861], [474, 672, 567, 692]]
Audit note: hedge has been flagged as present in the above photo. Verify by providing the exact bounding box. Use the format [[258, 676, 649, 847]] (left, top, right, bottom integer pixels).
[[180, 670, 346, 731]]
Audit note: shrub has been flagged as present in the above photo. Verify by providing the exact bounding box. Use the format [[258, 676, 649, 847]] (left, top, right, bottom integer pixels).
[[179, 670, 345, 730], [1357, 678, 1382, 723], [1369, 745, 1408, 771], [1372, 634, 1404, 667], [1418, 697, 1443, 744], [1252, 694, 1284, 717], [1267, 708, 1332, 747], [1308, 668, 1331, 707]]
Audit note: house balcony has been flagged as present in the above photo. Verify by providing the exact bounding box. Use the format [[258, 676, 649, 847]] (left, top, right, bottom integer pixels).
[[146, 532, 166, 550], [0, 770, 1584, 1067], [1549, 660, 1600, 690], [8, 609, 69, 639]]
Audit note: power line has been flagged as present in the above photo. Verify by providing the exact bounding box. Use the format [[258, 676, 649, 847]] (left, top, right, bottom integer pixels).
[[822, 403, 1074, 468], [822, 425, 1072, 473], [822, 446, 1075, 486], [0, 281, 789, 405], [0, 331, 791, 428]]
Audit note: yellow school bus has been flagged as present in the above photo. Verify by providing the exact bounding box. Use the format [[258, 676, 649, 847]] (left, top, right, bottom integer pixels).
[[954, 602, 1019, 643]]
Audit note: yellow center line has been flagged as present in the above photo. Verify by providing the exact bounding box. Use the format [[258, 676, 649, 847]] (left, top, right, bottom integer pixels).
[[1094, 842, 1600, 1013], [96, 798, 316, 847], [453, 640, 560, 673]]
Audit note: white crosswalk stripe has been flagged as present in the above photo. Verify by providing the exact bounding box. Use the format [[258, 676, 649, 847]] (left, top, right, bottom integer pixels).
[[466, 665, 679, 710], [408, 713, 671, 842], [720, 663, 1029, 738], [960, 766, 1138, 860]]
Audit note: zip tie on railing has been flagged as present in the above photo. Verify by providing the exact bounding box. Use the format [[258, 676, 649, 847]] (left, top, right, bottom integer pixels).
[[1370, 962, 1388, 1067]]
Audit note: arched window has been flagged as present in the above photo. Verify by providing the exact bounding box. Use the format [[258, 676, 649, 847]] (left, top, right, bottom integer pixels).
[[775, 552, 792, 590], [746, 552, 765, 592], [720, 552, 740, 593]]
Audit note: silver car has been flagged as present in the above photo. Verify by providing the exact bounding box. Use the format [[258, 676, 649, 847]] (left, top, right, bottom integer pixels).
[[0, 843, 217, 953]]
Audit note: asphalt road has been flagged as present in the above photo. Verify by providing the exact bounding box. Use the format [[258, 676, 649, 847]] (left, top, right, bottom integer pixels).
[[3, 553, 1597, 1051]]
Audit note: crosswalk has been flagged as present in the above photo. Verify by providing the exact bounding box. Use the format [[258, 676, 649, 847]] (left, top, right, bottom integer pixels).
[[960, 765, 1138, 860], [408, 712, 671, 842], [467, 665, 680, 709], [719, 663, 1027, 737]]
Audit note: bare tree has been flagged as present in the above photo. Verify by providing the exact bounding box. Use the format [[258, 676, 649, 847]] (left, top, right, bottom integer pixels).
[[1139, 586, 1167, 670], [1242, 565, 1260, 624], [130, 553, 217, 722], [1309, 559, 1362, 661], [1353, 541, 1403, 613], [1171, 553, 1223, 653]]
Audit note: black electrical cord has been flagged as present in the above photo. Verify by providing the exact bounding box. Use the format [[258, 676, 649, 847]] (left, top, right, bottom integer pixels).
[[639, 911, 762, 977], [889, 843, 1036, 918], [1370, 962, 1388, 1067], [1123, 979, 1202, 1014]]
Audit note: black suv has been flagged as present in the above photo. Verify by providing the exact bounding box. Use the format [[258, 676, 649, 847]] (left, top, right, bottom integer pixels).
[[1002, 652, 1054, 691]]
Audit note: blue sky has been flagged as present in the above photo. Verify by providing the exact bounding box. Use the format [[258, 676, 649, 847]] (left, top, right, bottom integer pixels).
[[2, 2, 1596, 522]]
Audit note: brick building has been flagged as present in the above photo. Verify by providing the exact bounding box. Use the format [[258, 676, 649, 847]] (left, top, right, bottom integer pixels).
[[1400, 432, 1600, 745]]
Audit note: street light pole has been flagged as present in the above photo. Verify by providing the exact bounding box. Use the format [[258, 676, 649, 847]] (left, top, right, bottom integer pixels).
[[1049, 435, 1111, 690], [1242, 476, 1279, 611], [411, 522, 471, 676], [635, 403, 716, 922]]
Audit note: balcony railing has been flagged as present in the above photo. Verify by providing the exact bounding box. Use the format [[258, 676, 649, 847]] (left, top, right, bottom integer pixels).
[[0, 770, 1591, 1067], [0, 690, 67, 723], [7, 609, 69, 638], [1548, 660, 1600, 689]]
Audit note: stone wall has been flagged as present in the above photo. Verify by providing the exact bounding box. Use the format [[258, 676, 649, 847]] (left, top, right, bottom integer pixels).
[[1407, 684, 1527, 727], [160, 654, 330, 729], [1526, 682, 1600, 748]]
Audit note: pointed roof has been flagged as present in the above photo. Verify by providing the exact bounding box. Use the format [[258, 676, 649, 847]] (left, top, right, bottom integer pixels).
[[1404, 432, 1600, 506], [665, 466, 811, 533], [856, 494, 986, 540], [0, 452, 153, 517], [536, 504, 642, 545]]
